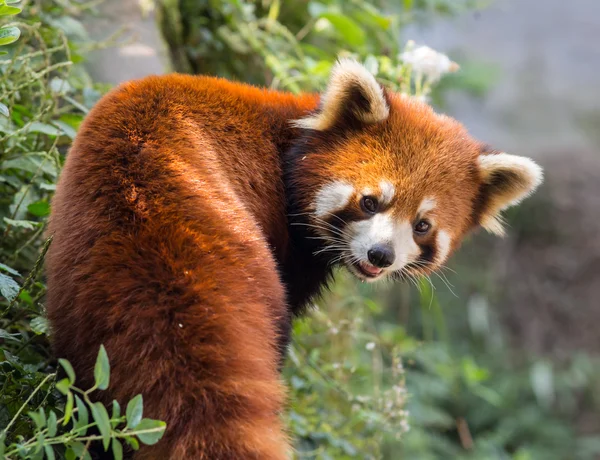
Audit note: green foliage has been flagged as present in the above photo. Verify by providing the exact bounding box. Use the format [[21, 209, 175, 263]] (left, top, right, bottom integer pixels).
[[287, 274, 600, 459], [158, 0, 483, 94], [0, 2, 148, 458], [0, 347, 166, 459]]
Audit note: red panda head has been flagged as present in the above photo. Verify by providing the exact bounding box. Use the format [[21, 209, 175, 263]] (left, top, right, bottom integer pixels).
[[287, 59, 543, 282]]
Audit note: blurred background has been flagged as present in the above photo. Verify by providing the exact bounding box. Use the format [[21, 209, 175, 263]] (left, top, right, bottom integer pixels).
[[1, 0, 599, 459]]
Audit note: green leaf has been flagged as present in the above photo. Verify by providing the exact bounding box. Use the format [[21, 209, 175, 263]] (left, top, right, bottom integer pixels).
[[27, 201, 50, 217], [35, 431, 45, 454], [44, 445, 56, 460], [0, 328, 20, 341], [126, 394, 143, 429], [94, 344, 110, 390], [65, 447, 76, 460], [0, 262, 19, 276], [26, 121, 63, 137], [0, 102, 8, 117], [0, 4, 21, 16], [19, 289, 33, 305], [74, 395, 89, 432], [52, 120, 77, 139], [47, 411, 57, 437], [2, 154, 58, 176], [39, 183, 57, 191], [111, 400, 121, 428], [3, 218, 40, 230], [134, 419, 167, 445], [55, 378, 71, 396], [28, 408, 46, 430], [30, 316, 49, 335], [0, 26, 20, 46], [67, 442, 91, 460], [59, 359, 76, 384], [90, 402, 112, 451], [112, 439, 123, 460], [0, 272, 20, 301], [319, 13, 366, 47], [63, 391, 74, 425], [125, 436, 140, 451]]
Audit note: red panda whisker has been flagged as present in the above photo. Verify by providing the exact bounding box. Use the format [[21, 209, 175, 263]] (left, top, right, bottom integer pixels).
[[304, 228, 349, 240], [319, 211, 351, 229], [434, 273, 458, 298], [290, 221, 351, 239], [432, 270, 458, 297], [404, 273, 422, 293], [306, 236, 347, 243], [288, 211, 348, 231], [413, 261, 457, 295], [312, 216, 354, 237], [313, 246, 348, 257], [309, 241, 348, 251]]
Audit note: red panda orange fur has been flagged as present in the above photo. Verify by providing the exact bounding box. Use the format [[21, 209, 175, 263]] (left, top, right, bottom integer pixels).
[[47, 75, 319, 459], [46, 70, 539, 458]]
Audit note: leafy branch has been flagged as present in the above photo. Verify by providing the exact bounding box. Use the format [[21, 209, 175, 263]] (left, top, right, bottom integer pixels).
[[1, 346, 166, 460]]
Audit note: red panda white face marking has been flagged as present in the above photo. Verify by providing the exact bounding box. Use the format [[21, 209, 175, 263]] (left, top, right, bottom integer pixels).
[[379, 180, 395, 204], [436, 230, 452, 264], [418, 197, 437, 214], [314, 181, 355, 218]]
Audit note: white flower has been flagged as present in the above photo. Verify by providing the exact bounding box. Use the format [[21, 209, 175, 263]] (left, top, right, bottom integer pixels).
[[365, 342, 376, 351], [400, 418, 410, 433], [400, 45, 459, 82]]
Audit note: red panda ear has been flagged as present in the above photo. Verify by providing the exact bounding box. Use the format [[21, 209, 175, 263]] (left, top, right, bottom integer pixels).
[[477, 152, 543, 235], [291, 59, 389, 131]]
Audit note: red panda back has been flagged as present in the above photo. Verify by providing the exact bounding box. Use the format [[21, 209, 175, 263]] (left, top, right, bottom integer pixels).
[[46, 75, 316, 458]]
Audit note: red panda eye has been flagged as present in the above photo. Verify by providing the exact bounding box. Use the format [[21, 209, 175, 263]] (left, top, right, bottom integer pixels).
[[360, 196, 378, 214], [414, 220, 431, 235]]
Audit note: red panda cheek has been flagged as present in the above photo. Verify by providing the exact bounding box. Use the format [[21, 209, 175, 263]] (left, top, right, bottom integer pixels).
[[435, 230, 452, 264]]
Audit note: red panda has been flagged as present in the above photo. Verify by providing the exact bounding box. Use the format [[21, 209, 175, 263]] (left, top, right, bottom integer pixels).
[[46, 59, 542, 459]]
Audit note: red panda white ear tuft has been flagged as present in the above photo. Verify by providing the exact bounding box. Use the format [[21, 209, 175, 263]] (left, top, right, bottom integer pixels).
[[478, 152, 543, 236], [291, 58, 389, 131]]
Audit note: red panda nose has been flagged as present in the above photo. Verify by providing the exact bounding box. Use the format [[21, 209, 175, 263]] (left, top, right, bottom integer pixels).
[[367, 244, 395, 268]]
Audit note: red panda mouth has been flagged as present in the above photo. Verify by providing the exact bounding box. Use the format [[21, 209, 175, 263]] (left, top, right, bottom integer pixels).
[[354, 261, 383, 278]]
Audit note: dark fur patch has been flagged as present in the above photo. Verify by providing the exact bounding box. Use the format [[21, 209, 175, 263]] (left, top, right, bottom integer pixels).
[[418, 243, 435, 264]]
